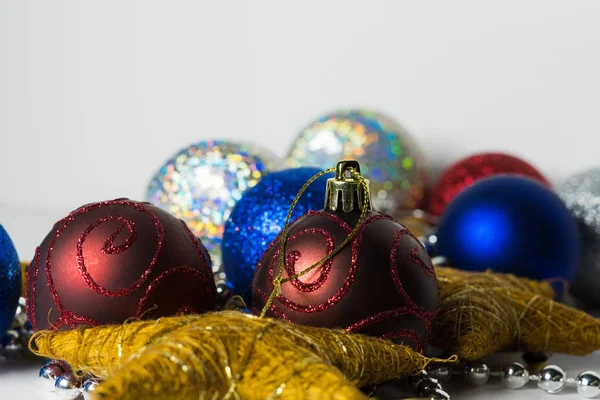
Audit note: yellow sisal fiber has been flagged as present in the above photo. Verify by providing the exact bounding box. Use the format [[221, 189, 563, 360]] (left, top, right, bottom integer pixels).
[[433, 266, 600, 360], [31, 311, 455, 400]]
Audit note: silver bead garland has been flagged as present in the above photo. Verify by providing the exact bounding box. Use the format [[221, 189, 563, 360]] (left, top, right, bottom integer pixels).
[[424, 361, 600, 399]]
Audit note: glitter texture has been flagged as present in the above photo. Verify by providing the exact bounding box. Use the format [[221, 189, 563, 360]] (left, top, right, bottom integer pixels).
[[285, 110, 427, 217], [221, 168, 330, 296], [0, 224, 21, 336], [146, 140, 279, 276], [27, 199, 216, 331], [427, 152, 549, 216], [559, 168, 600, 308], [253, 208, 439, 350]]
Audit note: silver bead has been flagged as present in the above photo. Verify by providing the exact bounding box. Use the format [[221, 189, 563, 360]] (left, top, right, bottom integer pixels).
[[537, 365, 566, 393], [54, 373, 83, 400], [38, 360, 65, 392], [464, 362, 490, 386], [501, 362, 530, 389], [577, 371, 600, 398], [416, 377, 442, 396], [82, 380, 98, 400], [428, 365, 452, 383], [430, 388, 451, 400]]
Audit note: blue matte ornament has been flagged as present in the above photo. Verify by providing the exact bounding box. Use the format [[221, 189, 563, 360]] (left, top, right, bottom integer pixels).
[[436, 175, 580, 281], [0, 224, 20, 337], [222, 168, 332, 297]]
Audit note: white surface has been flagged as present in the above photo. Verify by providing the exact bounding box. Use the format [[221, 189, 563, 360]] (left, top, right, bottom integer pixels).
[[2, 1, 600, 256], [1, 352, 600, 399]]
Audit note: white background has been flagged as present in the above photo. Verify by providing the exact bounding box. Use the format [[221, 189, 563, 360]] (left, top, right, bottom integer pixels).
[[2, 1, 600, 257], [1, 2, 600, 398]]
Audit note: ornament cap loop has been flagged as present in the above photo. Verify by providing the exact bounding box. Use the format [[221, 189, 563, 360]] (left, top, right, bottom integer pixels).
[[325, 160, 372, 213]]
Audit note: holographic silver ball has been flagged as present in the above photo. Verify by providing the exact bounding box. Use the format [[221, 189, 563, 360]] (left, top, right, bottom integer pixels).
[[537, 365, 566, 393], [501, 362, 530, 389], [577, 371, 600, 398], [54, 373, 82, 400], [559, 168, 600, 307], [146, 140, 278, 275], [285, 110, 427, 217], [464, 362, 490, 386]]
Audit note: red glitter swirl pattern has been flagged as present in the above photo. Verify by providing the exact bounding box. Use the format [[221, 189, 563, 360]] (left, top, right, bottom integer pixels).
[[253, 209, 438, 351], [136, 266, 214, 317], [27, 199, 216, 331]]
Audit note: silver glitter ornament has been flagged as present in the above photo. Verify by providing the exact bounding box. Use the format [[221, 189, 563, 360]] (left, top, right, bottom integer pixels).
[[559, 168, 600, 307], [501, 362, 530, 389], [538, 365, 566, 393], [464, 362, 490, 386], [55, 373, 83, 400], [285, 109, 427, 217], [577, 371, 600, 399], [147, 140, 279, 277]]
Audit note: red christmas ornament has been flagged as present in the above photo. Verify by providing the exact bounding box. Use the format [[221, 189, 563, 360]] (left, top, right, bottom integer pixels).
[[427, 152, 549, 216], [252, 161, 438, 351], [26, 199, 216, 331]]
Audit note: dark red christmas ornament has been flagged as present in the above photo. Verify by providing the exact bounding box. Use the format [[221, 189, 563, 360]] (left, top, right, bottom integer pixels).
[[252, 161, 438, 351], [427, 152, 549, 216], [26, 199, 216, 331]]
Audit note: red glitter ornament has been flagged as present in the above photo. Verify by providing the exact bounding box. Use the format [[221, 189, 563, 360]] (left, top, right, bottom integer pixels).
[[252, 161, 438, 351], [427, 152, 549, 216], [26, 199, 216, 331]]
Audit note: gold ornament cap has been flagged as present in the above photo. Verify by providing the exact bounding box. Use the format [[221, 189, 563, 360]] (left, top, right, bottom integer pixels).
[[324, 160, 372, 213]]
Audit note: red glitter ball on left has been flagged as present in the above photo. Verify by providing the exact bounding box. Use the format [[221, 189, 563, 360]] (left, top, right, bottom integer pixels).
[[26, 199, 216, 331]]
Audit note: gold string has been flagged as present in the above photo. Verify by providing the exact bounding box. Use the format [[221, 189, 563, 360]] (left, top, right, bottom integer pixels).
[[260, 167, 370, 318]]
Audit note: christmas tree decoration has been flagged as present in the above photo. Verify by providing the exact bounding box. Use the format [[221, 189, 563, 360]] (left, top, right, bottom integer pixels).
[[285, 109, 427, 216], [30, 311, 455, 400], [433, 265, 600, 361], [436, 175, 580, 281], [559, 168, 600, 308], [0, 224, 20, 338], [26, 199, 216, 331], [253, 161, 438, 351], [221, 167, 331, 297], [29, 267, 600, 399], [146, 140, 278, 280], [427, 152, 549, 216]]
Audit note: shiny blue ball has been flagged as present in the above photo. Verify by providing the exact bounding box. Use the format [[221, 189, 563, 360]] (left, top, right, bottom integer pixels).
[[0, 224, 20, 336], [222, 168, 331, 297], [437, 176, 580, 281]]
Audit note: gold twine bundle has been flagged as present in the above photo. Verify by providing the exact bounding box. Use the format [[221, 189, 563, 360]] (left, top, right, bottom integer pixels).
[[433, 266, 600, 360], [31, 311, 454, 400]]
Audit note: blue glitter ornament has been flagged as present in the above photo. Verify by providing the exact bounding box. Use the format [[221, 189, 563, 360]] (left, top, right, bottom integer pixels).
[[0, 224, 20, 336], [436, 176, 580, 281], [222, 167, 332, 297]]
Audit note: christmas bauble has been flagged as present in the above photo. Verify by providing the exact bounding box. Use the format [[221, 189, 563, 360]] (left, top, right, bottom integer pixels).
[[559, 168, 600, 308], [0, 224, 20, 337], [26, 199, 216, 331], [252, 161, 438, 351], [427, 153, 549, 216], [222, 167, 331, 297], [146, 140, 278, 280], [436, 176, 579, 281], [285, 109, 427, 216]]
